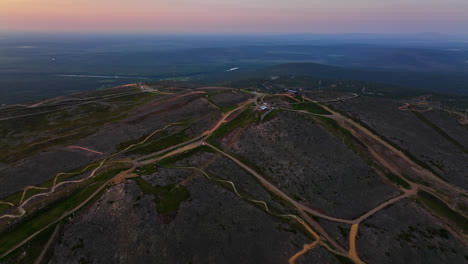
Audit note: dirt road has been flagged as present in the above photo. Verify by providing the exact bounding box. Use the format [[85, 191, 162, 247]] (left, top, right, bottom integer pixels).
[[33, 223, 61, 264], [174, 166, 322, 264], [0, 165, 135, 259], [67, 146, 104, 155], [349, 224, 364, 264], [398, 103, 432, 113], [2, 91, 458, 264], [205, 143, 348, 255]]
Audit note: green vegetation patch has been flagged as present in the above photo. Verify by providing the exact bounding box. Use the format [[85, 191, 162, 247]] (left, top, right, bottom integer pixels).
[[0, 204, 13, 215], [133, 177, 190, 216], [325, 104, 441, 180], [157, 146, 216, 167], [116, 122, 189, 152], [21, 188, 48, 204], [0, 168, 125, 256], [209, 108, 259, 142], [204, 91, 242, 112], [262, 109, 279, 122], [1, 192, 23, 207], [417, 190, 468, 234], [0, 224, 57, 263], [34, 162, 100, 190], [314, 116, 367, 153], [123, 129, 192, 156], [291, 102, 331, 115], [294, 95, 304, 102], [384, 172, 411, 189], [135, 163, 159, 176], [279, 95, 299, 104], [0, 92, 159, 163]]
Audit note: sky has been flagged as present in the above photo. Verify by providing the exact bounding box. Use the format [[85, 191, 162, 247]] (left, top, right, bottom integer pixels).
[[1, 0, 468, 34]]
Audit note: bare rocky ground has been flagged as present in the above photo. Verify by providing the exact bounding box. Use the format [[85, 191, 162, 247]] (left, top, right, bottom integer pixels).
[[210, 91, 252, 108], [226, 111, 399, 219], [421, 109, 468, 149], [206, 156, 286, 213], [0, 148, 100, 199], [329, 96, 468, 190], [296, 247, 341, 264], [318, 219, 351, 251], [174, 151, 286, 215], [83, 93, 219, 155], [175, 150, 218, 168], [356, 198, 468, 264], [1, 88, 467, 264], [0, 92, 221, 198], [143, 168, 192, 186], [49, 176, 338, 264], [303, 91, 354, 102]]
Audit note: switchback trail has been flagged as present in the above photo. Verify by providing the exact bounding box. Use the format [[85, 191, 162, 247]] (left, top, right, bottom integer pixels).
[[2, 91, 457, 264], [0, 166, 135, 260], [172, 166, 322, 264], [204, 143, 348, 255]]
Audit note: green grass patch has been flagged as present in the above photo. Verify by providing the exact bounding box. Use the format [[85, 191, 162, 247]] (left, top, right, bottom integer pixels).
[[157, 146, 216, 167], [219, 105, 237, 113], [279, 95, 298, 103], [116, 122, 188, 152], [291, 102, 331, 115], [0, 168, 124, 256], [45, 163, 101, 187], [19, 162, 102, 192], [0, 204, 12, 215], [314, 116, 367, 152], [384, 172, 411, 189], [417, 190, 468, 234], [294, 95, 304, 102], [141, 137, 205, 162], [133, 177, 190, 215], [123, 129, 192, 156], [135, 163, 159, 176], [0, 93, 158, 163], [1, 192, 23, 206], [21, 188, 48, 203], [204, 93, 222, 107], [262, 109, 279, 122], [205, 91, 245, 113], [325, 104, 441, 179], [1, 224, 57, 263], [208, 108, 259, 142]]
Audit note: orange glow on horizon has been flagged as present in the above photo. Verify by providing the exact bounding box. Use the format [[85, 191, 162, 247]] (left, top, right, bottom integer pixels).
[[1, 0, 468, 33]]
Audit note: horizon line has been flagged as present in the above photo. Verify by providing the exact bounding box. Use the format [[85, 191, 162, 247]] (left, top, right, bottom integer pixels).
[[1, 30, 468, 38]]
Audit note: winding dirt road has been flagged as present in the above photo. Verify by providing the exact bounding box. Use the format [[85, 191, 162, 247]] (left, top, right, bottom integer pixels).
[[205, 142, 348, 255], [2, 90, 464, 264], [174, 166, 322, 264]]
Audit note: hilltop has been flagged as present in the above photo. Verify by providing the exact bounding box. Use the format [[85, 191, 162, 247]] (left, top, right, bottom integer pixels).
[[0, 81, 467, 264]]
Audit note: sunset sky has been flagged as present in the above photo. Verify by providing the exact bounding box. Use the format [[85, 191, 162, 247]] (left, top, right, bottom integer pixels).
[[1, 0, 468, 34]]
